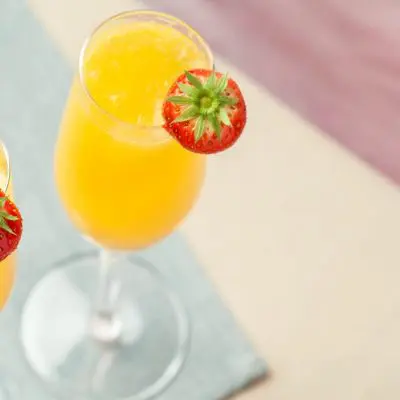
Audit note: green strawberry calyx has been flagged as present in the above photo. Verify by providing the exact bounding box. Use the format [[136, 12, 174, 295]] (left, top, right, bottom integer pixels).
[[0, 196, 18, 235], [166, 70, 238, 142]]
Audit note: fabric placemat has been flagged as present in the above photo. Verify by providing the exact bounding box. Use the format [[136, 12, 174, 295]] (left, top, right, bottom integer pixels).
[[0, 1, 267, 399]]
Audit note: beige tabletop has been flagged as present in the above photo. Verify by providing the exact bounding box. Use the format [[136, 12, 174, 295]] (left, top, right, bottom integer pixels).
[[29, 0, 400, 399]]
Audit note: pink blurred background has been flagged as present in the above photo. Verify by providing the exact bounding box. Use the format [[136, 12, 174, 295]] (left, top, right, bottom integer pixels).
[[149, 0, 400, 184]]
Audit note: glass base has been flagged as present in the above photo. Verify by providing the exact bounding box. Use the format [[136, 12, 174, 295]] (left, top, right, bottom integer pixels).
[[20, 252, 190, 400]]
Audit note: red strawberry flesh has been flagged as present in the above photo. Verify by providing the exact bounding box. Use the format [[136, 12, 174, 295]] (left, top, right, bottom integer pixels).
[[162, 69, 247, 154], [0, 190, 22, 262]]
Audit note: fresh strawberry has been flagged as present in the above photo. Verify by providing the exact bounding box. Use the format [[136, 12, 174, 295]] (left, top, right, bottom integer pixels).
[[0, 189, 22, 262], [162, 69, 247, 154]]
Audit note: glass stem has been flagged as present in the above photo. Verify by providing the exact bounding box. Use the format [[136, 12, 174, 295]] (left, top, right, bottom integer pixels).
[[91, 249, 123, 343]]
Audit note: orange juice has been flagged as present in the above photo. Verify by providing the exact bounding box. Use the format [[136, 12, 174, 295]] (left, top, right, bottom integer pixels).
[[0, 254, 15, 310], [55, 12, 212, 249]]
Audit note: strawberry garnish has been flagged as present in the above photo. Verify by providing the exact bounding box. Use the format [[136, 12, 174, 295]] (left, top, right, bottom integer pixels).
[[162, 69, 246, 154], [0, 189, 22, 262]]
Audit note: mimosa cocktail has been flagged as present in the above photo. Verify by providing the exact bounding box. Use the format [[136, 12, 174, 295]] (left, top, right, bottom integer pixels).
[[21, 11, 213, 400], [0, 140, 22, 400]]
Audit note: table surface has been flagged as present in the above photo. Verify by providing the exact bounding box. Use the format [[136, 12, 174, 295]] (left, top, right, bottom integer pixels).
[[29, 0, 400, 398], [144, 0, 400, 186]]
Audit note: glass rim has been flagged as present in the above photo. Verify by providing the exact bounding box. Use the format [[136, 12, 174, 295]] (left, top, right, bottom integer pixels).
[[0, 140, 10, 193], [78, 10, 214, 133]]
